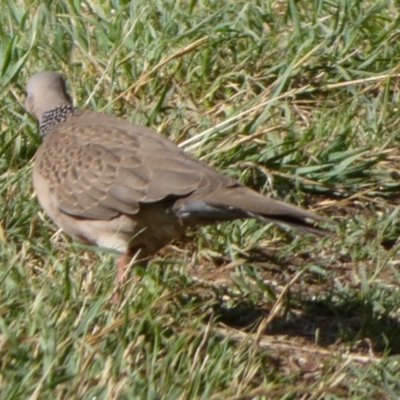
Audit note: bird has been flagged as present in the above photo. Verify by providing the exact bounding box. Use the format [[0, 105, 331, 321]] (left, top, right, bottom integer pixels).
[[25, 71, 330, 285]]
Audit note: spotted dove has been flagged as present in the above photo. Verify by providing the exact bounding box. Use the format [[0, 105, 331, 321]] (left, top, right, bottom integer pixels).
[[25, 71, 329, 282]]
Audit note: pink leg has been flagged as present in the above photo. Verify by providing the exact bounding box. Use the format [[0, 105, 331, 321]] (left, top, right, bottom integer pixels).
[[116, 253, 132, 284], [111, 252, 132, 303], [112, 249, 147, 303]]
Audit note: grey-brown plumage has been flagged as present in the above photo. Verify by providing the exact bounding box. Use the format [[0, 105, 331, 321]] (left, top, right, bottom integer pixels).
[[26, 71, 329, 279]]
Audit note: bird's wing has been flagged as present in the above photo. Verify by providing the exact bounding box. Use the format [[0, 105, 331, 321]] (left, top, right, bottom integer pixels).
[[34, 110, 236, 220]]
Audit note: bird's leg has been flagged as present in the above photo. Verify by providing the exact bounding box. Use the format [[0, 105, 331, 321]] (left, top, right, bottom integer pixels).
[[110, 251, 134, 303], [116, 252, 132, 285], [112, 248, 146, 303]]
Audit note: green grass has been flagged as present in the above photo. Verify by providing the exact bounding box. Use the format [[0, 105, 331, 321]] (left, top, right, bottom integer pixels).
[[2, 0, 400, 398]]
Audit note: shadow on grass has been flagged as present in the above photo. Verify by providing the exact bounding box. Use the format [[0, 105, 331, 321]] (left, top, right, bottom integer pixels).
[[214, 296, 400, 355]]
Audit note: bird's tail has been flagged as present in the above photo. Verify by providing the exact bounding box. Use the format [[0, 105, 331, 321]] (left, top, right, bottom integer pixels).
[[174, 186, 331, 236]]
